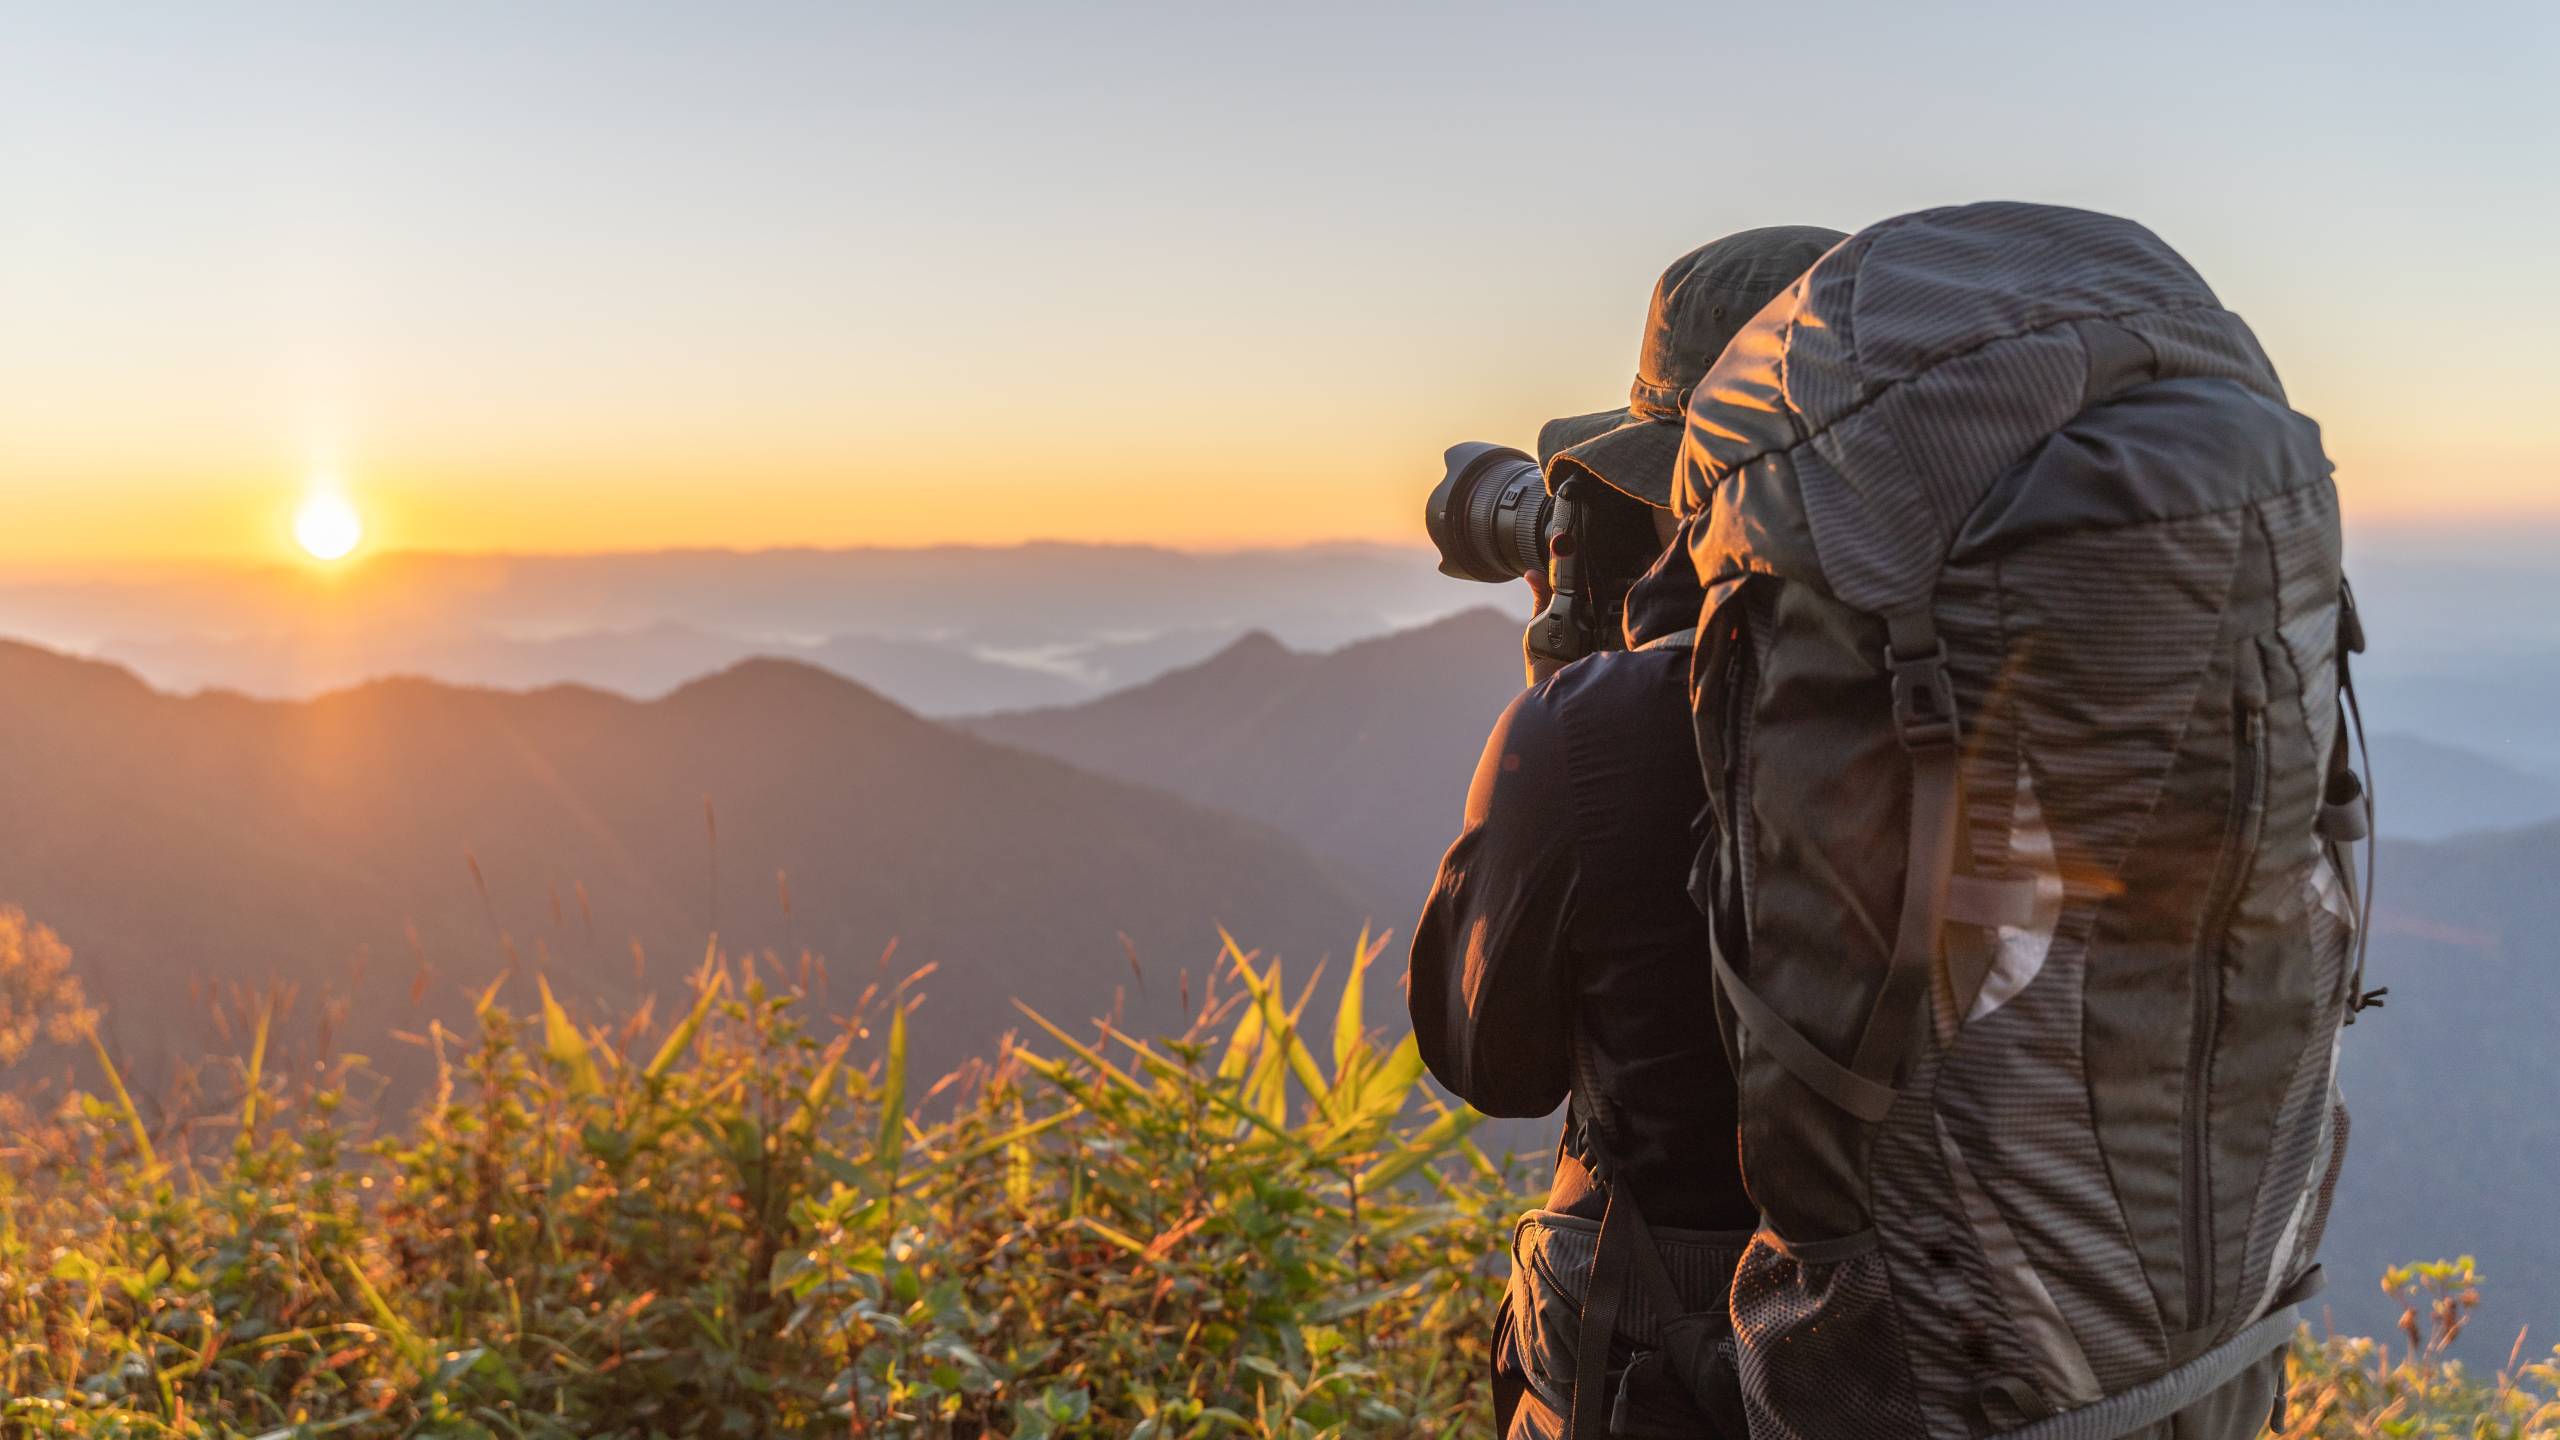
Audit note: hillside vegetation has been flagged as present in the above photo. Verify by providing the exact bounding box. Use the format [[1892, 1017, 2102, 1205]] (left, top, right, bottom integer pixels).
[[0, 907, 2552, 1438]]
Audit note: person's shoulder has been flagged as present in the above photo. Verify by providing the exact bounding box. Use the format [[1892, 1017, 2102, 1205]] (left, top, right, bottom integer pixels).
[[1483, 671, 1574, 765], [1483, 645, 1691, 802], [1538, 642, 1690, 714]]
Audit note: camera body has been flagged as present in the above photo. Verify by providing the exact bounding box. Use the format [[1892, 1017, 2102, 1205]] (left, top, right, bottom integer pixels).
[[1424, 442, 1657, 672]]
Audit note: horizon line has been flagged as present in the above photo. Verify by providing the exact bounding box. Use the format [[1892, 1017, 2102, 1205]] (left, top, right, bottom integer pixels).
[[7, 507, 2559, 582], [0, 535, 1447, 583]]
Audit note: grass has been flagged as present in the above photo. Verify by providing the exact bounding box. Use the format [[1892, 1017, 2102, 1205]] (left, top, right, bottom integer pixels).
[[0, 904, 2553, 1436]]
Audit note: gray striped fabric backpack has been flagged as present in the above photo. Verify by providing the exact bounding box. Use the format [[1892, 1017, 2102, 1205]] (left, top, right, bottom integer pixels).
[[1673, 203, 2375, 1440]]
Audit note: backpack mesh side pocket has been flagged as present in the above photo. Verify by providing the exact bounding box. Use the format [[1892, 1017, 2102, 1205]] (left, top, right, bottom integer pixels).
[[1731, 1228, 1930, 1440]]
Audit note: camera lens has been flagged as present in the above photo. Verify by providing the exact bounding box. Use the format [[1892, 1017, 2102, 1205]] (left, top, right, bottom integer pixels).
[[1424, 442, 1551, 583]]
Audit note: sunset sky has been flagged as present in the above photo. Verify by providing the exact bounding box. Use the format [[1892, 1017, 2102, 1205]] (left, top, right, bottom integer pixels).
[[3, 1, 2553, 568]]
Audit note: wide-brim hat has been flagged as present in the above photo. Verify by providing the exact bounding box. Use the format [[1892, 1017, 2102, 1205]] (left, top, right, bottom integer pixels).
[[1540, 225, 1847, 507]]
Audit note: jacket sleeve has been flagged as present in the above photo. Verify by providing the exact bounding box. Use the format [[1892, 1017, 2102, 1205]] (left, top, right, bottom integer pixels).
[[1407, 683, 1579, 1118]]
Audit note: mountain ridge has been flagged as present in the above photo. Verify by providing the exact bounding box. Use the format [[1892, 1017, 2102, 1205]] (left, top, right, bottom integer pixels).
[[965, 606, 1525, 921], [0, 640, 1371, 1094]]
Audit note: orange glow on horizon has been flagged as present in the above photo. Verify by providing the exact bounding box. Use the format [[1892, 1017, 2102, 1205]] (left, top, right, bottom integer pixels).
[[1, 416, 2552, 572]]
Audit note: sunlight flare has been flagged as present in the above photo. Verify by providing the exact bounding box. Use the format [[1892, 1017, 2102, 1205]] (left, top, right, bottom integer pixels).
[[293, 486, 364, 561]]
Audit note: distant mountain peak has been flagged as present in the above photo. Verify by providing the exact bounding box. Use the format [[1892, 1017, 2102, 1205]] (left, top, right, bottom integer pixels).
[[0, 637, 159, 702], [665, 654, 916, 715], [962, 605, 1528, 918], [1359, 605, 1514, 648], [1206, 629, 1295, 665]]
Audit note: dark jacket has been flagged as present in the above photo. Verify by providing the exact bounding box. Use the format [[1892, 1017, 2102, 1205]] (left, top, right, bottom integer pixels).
[[1408, 560, 1752, 1233]]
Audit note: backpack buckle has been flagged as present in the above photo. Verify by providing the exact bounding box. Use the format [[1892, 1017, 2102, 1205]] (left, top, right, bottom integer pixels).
[[1887, 640, 1960, 751]]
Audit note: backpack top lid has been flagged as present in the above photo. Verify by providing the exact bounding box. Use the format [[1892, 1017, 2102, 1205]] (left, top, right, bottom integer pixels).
[[1672, 202, 2294, 617]]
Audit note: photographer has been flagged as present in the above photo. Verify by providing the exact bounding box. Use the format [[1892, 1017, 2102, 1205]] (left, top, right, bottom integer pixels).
[[1406, 227, 1842, 1440]]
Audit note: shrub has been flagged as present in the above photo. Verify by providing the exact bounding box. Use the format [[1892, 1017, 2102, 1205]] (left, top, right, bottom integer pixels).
[[2282, 1258, 2560, 1438], [1, 919, 2552, 1437], [1, 931, 1524, 1437]]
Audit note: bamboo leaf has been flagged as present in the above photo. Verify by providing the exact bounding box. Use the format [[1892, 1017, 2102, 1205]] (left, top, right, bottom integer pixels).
[[1184, 1071, 1321, 1156], [926, 1105, 1075, 1176], [1075, 1214, 1152, 1258], [1356, 1102, 1485, 1192], [339, 1255, 430, 1373], [1012, 1001, 1148, 1096], [1250, 1027, 1289, 1127], [1214, 991, 1265, 1082], [239, 994, 272, 1138], [1088, 1018, 1191, 1090], [80, 1021, 156, 1172], [1011, 1049, 1071, 1085], [875, 1005, 909, 1168], [1003, 1098, 1038, 1208], [1351, 1033, 1427, 1122], [1230, 946, 1332, 1119], [1332, 924, 1374, 1078], [537, 975, 603, 1096], [788, 1034, 850, 1141], [643, 971, 725, 1085]]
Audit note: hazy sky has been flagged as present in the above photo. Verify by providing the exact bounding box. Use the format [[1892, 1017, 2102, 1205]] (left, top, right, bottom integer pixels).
[[3, 0, 2553, 567]]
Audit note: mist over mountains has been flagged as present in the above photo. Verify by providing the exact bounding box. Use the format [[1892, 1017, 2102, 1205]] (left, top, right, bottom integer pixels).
[[0, 542, 1489, 714], [2341, 532, 2560, 775], [92, 620, 1216, 716]]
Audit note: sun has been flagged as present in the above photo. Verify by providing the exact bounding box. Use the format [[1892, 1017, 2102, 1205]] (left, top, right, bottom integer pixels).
[[294, 488, 364, 561]]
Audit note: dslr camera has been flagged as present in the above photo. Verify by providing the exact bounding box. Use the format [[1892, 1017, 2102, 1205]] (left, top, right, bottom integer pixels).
[[1425, 442, 1660, 674]]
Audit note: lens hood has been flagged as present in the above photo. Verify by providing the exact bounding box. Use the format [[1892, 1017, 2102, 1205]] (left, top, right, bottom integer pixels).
[[1425, 442, 1550, 583]]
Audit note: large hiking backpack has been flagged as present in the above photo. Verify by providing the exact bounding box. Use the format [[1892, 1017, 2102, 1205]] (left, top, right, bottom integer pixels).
[[1661, 204, 2373, 1440]]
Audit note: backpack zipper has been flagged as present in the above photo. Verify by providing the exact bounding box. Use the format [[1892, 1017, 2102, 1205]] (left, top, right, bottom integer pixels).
[[2182, 696, 2268, 1329], [1720, 598, 1757, 878]]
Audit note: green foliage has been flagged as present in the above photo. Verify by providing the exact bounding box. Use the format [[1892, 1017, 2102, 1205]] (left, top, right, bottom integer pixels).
[[1, 922, 2551, 1437], [0, 930, 1525, 1437], [2282, 1258, 2560, 1438]]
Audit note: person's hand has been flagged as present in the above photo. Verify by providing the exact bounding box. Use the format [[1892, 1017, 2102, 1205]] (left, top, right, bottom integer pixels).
[[1523, 637, 1561, 689], [1521, 570, 1563, 688]]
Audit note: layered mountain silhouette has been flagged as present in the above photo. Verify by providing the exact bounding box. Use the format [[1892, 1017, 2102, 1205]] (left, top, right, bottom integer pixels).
[[2320, 824, 2560, 1350], [95, 620, 1257, 716], [965, 607, 1527, 923], [2364, 732, 2560, 840], [0, 640, 1369, 1092], [97, 621, 1108, 715]]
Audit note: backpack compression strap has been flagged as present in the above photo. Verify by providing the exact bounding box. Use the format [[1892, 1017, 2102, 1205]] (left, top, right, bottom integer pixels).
[[1565, 1128, 1694, 1440], [2325, 579, 2385, 1021], [1987, 1266, 2325, 1440], [1709, 609, 2036, 1121], [1859, 611, 1969, 1085]]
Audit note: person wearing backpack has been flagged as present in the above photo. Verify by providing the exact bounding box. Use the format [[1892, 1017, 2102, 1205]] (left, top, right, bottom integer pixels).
[[1408, 225, 1844, 1440], [1418, 202, 2375, 1440], [1673, 201, 2374, 1440]]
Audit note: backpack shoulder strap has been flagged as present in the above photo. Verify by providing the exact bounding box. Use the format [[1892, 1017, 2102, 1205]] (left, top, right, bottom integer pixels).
[[1706, 607, 2038, 1119]]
